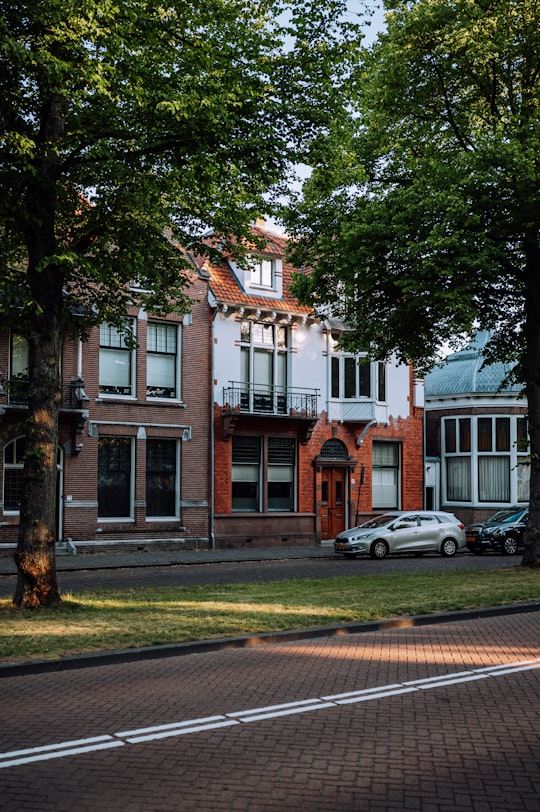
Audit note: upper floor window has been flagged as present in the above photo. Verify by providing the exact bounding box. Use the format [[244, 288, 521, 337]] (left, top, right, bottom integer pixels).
[[240, 321, 288, 411], [147, 322, 179, 399], [9, 334, 29, 403], [329, 335, 374, 401], [249, 256, 274, 289], [331, 355, 371, 399], [99, 322, 134, 396], [377, 363, 386, 402]]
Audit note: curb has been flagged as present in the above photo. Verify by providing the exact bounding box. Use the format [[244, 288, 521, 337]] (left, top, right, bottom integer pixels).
[[1, 601, 538, 679]]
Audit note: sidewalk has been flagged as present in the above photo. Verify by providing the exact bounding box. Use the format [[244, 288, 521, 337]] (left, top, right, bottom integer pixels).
[[0, 542, 335, 575]]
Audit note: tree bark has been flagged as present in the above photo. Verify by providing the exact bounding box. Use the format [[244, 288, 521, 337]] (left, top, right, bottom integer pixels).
[[13, 310, 63, 606], [521, 230, 540, 568], [11, 87, 67, 606]]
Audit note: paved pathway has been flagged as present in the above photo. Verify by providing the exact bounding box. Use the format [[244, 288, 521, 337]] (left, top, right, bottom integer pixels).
[[1, 611, 538, 811]]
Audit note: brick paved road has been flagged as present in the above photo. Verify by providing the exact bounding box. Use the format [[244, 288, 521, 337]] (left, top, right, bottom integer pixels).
[[1, 611, 538, 811]]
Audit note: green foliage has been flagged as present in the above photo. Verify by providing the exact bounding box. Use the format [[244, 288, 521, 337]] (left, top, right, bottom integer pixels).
[[285, 0, 540, 376], [0, 0, 358, 334]]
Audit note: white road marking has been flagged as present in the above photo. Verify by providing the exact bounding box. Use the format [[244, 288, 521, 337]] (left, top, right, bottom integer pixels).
[[1, 657, 539, 769]]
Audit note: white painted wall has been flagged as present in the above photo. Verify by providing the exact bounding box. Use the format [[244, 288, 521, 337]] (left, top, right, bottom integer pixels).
[[213, 309, 415, 423]]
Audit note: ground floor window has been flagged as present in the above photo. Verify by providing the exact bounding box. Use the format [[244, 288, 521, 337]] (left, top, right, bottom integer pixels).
[[267, 437, 295, 511], [478, 455, 510, 502], [232, 435, 296, 512], [3, 436, 26, 512], [146, 439, 178, 517], [442, 415, 529, 505], [446, 457, 471, 502], [98, 437, 133, 518], [372, 442, 399, 509]]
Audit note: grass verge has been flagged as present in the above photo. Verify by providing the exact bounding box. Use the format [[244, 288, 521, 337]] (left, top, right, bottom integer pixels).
[[1, 567, 538, 663]]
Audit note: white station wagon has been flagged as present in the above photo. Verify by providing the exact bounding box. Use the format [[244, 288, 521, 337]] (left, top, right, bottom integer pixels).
[[334, 511, 466, 559]]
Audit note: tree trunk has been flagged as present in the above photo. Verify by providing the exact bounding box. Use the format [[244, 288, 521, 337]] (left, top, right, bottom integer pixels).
[[12, 89, 66, 606], [521, 231, 540, 568], [13, 312, 63, 606]]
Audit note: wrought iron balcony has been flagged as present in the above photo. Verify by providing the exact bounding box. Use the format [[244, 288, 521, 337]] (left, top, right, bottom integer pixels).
[[223, 381, 318, 419], [0, 376, 89, 410]]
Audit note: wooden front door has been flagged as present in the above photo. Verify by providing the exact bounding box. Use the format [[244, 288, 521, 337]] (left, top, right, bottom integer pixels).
[[320, 468, 346, 540]]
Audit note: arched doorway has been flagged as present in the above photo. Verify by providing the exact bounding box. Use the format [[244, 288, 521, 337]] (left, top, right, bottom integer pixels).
[[317, 439, 353, 540]]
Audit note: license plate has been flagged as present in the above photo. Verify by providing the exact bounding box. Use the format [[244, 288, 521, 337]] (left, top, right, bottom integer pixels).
[[466, 535, 476, 543], [335, 543, 345, 550]]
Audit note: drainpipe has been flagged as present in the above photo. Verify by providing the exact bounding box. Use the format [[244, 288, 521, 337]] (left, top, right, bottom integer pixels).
[[209, 304, 217, 550], [355, 420, 375, 526]]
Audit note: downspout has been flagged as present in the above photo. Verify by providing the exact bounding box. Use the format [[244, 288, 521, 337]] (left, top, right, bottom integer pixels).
[[209, 304, 217, 550], [355, 420, 375, 526]]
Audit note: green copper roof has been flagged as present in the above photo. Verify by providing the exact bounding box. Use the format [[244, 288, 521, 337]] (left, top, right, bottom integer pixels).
[[425, 331, 523, 397]]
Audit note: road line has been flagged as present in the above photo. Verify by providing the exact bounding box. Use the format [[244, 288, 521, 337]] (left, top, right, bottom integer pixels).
[[228, 698, 329, 717], [235, 702, 336, 723], [115, 715, 227, 738], [1, 657, 539, 770], [334, 686, 419, 704], [125, 719, 239, 743], [322, 683, 403, 700], [0, 740, 124, 768]]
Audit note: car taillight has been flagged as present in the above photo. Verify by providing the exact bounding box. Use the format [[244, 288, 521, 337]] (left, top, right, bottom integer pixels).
[[457, 523, 465, 529]]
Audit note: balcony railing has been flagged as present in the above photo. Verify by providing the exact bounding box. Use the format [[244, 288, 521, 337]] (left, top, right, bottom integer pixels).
[[223, 382, 318, 419], [0, 376, 89, 410]]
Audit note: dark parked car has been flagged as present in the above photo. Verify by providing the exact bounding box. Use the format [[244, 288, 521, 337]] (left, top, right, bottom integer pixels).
[[334, 511, 466, 559], [465, 506, 528, 555]]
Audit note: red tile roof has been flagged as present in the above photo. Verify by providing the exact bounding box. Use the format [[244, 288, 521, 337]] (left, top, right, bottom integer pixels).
[[191, 226, 312, 317]]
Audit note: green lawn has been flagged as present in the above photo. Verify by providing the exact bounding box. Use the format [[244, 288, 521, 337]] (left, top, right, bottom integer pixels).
[[1, 567, 538, 663]]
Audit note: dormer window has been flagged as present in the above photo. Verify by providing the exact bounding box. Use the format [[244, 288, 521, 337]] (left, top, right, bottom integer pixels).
[[249, 256, 274, 289]]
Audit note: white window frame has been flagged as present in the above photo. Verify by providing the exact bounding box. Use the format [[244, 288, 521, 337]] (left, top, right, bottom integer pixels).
[[97, 436, 135, 521], [145, 438, 180, 521], [372, 442, 400, 509], [99, 321, 136, 398], [146, 322, 180, 400], [249, 256, 275, 289], [442, 415, 529, 506], [3, 436, 26, 514]]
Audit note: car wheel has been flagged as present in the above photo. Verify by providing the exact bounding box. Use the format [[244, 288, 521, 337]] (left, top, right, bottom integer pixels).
[[441, 538, 458, 557], [502, 536, 519, 555], [370, 540, 389, 559]]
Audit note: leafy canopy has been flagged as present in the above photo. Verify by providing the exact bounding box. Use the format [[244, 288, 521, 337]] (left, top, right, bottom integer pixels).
[[285, 0, 540, 376], [0, 0, 358, 334]]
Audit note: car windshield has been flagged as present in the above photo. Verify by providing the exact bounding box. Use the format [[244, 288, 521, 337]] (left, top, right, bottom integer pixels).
[[487, 508, 525, 524], [360, 514, 399, 529]]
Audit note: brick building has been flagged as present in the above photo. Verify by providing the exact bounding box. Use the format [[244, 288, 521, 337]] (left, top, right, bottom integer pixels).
[[0, 267, 211, 554], [0, 225, 425, 554], [424, 331, 529, 526], [199, 224, 425, 549]]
